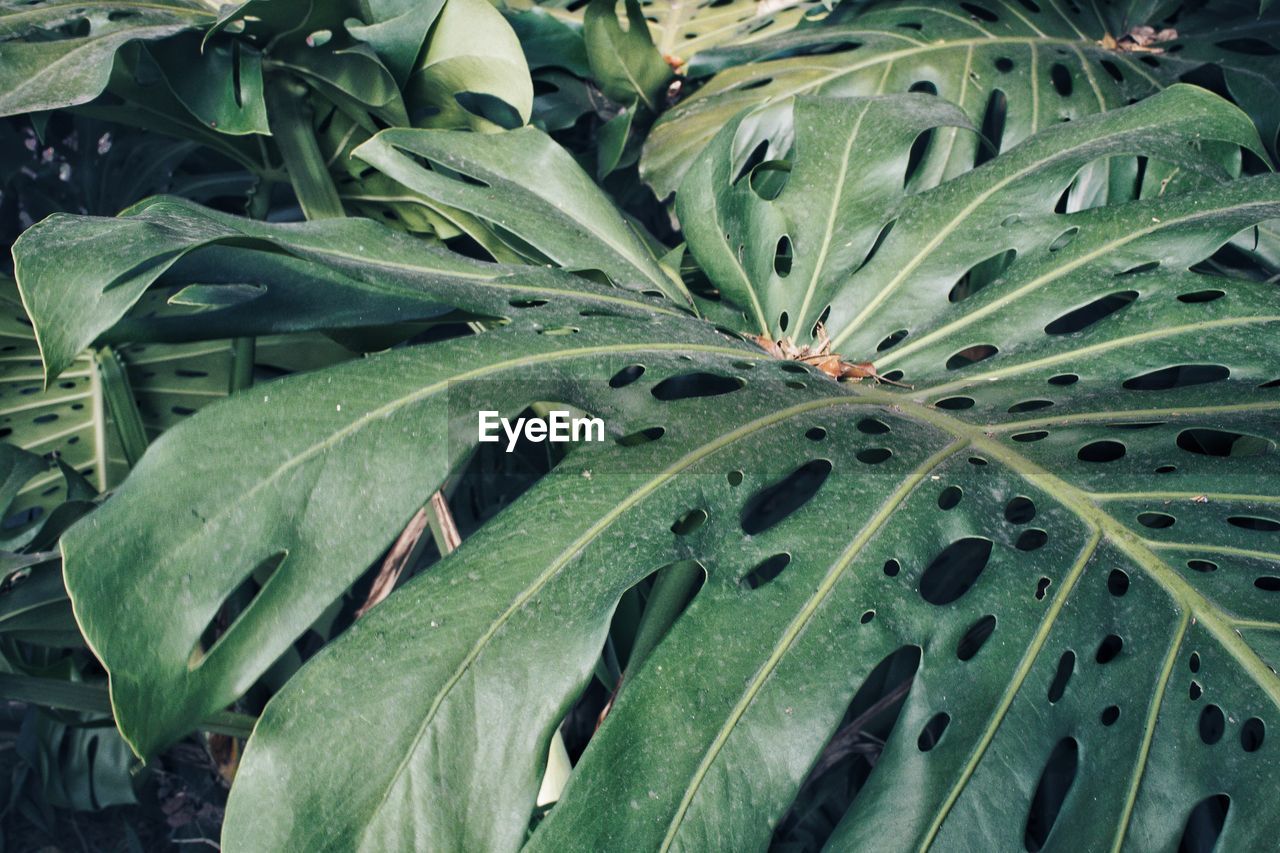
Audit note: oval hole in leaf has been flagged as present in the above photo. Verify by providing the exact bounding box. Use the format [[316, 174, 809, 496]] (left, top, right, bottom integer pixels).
[[856, 447, 892, 464], [945, 344, 998, 370], [1008, 399, 1054, 413], [877, 329, 909, 352], [1047, 227, 1079, 253], [742, 550, 788, 584], [671, 509, 707, 536], [1138, 512, 1175, 529], [1005, 496, 1036, 524], [1077, 440, 1125, 462], [956, 614, 996, 661], [609, 364, 645, 388], [917, 712, 951, 752], [1048, 650, 1075, 703], [1199, 704, 1225, 744], [1044, 291, 1137, 335], [651, 373, 744, 401], [616, 426, 665, 447], [1095, 633, 1123, 664], [1241, 718, 1265, 752], [740, 460, 832, 535], [1024, 737, 1078, 852], [1228, 515, 1280, 531], [919, 537, 993, 605], [976, 88, 1007, 166], [1049, 63, 1073, 97], [1177, 428, 1274, 458], [938, 486, 962, 510], [1123, 364, 1229, 391], [774, 236, 793, 277], [1016, 529, 1048, 551], [1178, 794, 1229, 853], [1177, 289, 1224, 303]]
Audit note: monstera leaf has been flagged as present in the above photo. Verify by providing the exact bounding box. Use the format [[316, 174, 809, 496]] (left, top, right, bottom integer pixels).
[[15, 87, 1280, 850], [643, 0, 1280, 197], [0, 0, 213, 117]]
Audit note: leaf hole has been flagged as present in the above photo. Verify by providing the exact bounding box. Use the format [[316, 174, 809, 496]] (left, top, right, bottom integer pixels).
[[917, 712, 951, 752], [616, 426, 665, 447], [877, 329, 909, 352], [1047, 650, 1075, 703], [1095, 633, 1123, 664], [1177, 428, 1273, 458], [1035, 576, 1052, 600], [1123, 364, 1229, 391], [651, 372, 745, 401], [741, 552, 791, 589], [1024, 737, 1078, 851], [1005, 496, 1036, 524], [740, 460, 832, 535], [774, 236, 793, 277], [1228, 515, 1280, 532], [856, 448, 892, 464], [919, 537, 993, 606], [1016, 529, 1048, 551], [1044, 291, 1138, 335], [956, 614, 996, 661], [1049, 63, 1073, 98], [1241, 718, 1265, 752], [609, 364, 645, 388], [1077, 440, 1125, 462], [1178, 795, 1229, 852], [1199, 704, 1225, 744], [938, 485, 963, 510], [945, 344, 998, 370], [671, 509, 707, 536]]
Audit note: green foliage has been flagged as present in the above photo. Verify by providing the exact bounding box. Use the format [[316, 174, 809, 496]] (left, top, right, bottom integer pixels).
[[644, 0, 1280, 197], [2, 0, 1280, 850]]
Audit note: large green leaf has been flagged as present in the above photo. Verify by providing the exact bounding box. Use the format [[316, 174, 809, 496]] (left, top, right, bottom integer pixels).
[[676, 86, 1263, 343], [637, 0, 828, 61], [351, 127, 694, 305], [584, 0, 674, 111], [643, 0, 1280, 198], [404, 0, 534, 131], [12, 195, 520, 381], [31, 88, 1280, 850], [0, 0, 214, 117]]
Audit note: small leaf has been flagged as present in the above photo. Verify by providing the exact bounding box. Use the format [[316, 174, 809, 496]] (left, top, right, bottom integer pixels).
[[583, 0, 673, 111]]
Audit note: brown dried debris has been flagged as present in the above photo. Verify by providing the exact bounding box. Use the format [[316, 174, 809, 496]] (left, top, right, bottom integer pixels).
[[1100, 25, 1178, 54], [750, 322, 910, 387]]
